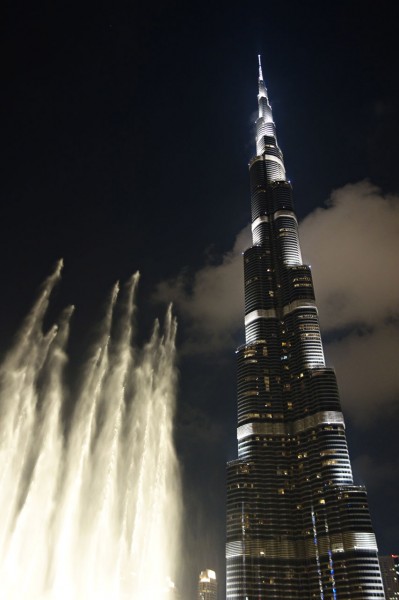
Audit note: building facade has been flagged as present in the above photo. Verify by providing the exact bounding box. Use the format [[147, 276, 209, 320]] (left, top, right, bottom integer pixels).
[[226, 57, 385, 600], [198, 569, 217, 600], [379, 555, 399, 600]]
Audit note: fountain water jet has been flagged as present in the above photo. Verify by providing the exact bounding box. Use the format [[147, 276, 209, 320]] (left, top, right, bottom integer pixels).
[[0, 264, 181, 599]]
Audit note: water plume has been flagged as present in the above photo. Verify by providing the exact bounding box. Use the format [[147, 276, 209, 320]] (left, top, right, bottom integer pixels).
[[0, 265, 181, 599]]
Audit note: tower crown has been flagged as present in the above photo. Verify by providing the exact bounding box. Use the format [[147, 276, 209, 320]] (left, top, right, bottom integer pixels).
[[255, 56, 285, 177], [257, 54, 269, 102]]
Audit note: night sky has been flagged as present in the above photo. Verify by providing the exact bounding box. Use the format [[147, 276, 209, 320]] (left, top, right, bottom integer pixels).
[[2, 1, 399, 598]]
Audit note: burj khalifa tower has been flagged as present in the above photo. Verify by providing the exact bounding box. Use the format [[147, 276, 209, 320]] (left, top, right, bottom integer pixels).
[[226, 57, 385, 600]]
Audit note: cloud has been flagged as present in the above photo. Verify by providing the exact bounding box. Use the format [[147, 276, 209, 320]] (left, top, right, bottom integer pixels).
[[299, 180, 399, 331], [325, 321, 399, 420], [155, 180, 399, 418], [352, 453, 399, 491], [299, 181, 399, 419], [154, 227, 250, 353]]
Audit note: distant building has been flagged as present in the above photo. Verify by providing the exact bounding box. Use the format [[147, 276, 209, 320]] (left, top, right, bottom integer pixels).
[[380, 555, 399, 600], [198, 569, 217, 600]]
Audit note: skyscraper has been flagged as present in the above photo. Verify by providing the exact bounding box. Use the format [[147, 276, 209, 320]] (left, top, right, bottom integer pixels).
[[226, 57, 385, 600], [379, 555, 399, 600], [198, 569, 217, 600]]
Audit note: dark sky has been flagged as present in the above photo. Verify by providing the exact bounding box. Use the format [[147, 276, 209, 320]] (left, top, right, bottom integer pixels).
[[2, 1, 399, 598]]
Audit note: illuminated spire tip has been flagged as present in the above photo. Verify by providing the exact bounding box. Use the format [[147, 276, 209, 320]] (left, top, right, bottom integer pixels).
[[258, 54, 264, 81]]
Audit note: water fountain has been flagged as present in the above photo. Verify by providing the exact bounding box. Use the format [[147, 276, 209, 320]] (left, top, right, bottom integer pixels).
[[0, 261, 181, 599]]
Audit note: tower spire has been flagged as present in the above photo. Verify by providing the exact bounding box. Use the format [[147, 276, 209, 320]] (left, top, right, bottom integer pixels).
[[258, 54, 264, 81]]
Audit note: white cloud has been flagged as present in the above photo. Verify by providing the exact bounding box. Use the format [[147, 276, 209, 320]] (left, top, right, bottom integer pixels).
[[299, 181, 399, 420], [154, 226, 250, 353], [299, 180, 399, 331]]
